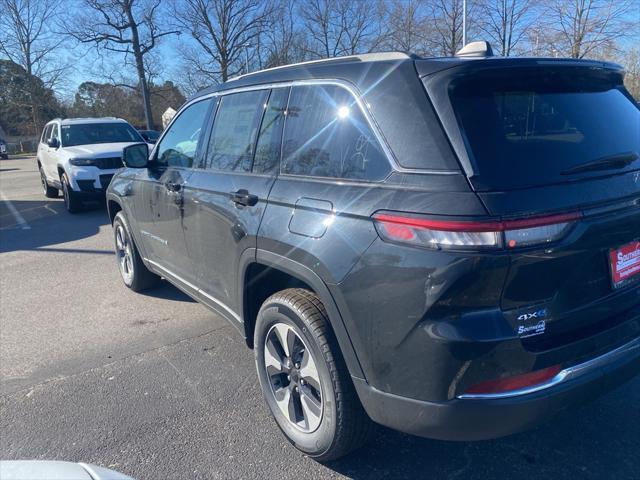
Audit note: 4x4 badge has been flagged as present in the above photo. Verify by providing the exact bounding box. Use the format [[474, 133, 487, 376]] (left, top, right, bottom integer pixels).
[[517, 309, 547, 322], [517, 309, 548, 337]]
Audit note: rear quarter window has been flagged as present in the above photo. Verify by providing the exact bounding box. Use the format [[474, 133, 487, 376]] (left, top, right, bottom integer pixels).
[[281, 84, 391, 181]]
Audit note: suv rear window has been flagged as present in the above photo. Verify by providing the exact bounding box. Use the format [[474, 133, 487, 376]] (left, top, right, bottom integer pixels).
[[450, 67, 640, 190]]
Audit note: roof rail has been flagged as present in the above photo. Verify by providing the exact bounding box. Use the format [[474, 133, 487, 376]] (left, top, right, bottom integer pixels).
[[61, 117, 123, 121], [228, 51, 415, 82], [455, 41, 494, 58]]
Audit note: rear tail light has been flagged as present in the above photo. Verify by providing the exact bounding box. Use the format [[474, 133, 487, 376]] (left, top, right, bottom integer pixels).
[[462, 365, 562, 396], [373, 212, 582, 250]]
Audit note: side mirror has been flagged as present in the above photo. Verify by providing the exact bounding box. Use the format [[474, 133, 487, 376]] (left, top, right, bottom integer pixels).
[[47, 138, 59, 148], [123, 143, 149, 168]]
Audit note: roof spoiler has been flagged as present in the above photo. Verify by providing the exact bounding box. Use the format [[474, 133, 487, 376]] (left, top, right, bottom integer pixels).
[[455, 41, 494, 58]]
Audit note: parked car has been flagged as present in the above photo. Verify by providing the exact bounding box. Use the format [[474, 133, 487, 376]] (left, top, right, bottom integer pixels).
[[0, 137, 8, 159], [37, 117, 145, 212], [0, 461, 133, 480], [106, 42, 640, 461], [137, 129, 161, 144]]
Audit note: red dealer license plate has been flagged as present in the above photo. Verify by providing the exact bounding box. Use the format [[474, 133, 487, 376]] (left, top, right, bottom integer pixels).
[[610, 240, 640, 289]]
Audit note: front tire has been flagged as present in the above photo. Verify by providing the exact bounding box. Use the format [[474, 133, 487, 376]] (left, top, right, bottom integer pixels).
[[40, 167, 58, 198], [113, 211, 159, 292], [60, 172, 82, 213], [254, 288, 373, 461]]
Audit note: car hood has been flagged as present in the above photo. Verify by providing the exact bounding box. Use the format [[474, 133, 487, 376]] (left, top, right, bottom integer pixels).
[[61, 143, 137, 158], [0, 461, 134, 480]]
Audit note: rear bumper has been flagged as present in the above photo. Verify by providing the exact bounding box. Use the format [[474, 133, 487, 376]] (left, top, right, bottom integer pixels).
[[353, 335, 640, 441]]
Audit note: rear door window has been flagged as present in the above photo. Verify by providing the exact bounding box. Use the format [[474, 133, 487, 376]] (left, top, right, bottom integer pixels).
[[281, 85, 390, 181], [253, 88, 289, 175], [204, 90, 269, 172], [450, 67, 640, 190]]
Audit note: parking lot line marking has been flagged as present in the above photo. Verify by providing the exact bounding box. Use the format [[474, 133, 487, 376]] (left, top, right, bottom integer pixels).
[[0, 190, 30, 230]]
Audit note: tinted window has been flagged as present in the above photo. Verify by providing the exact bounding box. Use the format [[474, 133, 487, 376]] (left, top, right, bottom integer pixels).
[[156, 98, 212, 168], [253, 88, 289, 174], [62, 123, 143, 147], [281, 85, 390, 181], [450, 67, 640, 190], [204, 90, 268, 172]]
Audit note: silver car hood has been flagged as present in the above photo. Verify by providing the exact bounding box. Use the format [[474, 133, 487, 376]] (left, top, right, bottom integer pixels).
[[0, 461, 134, 480]]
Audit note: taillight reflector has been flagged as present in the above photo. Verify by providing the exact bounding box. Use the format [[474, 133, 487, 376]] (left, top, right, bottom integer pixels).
[[464, 365, 563, 395]]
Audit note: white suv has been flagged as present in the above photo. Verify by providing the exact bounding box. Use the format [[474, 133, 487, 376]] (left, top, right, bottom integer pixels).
[[37, 118, 145, 212]]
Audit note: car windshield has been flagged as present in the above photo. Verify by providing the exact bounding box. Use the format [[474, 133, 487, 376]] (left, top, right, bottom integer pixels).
[[61, 123, 143, 147]]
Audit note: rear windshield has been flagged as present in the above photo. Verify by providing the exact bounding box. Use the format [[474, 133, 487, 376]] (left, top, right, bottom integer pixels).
[[450, 67, 640, 190], [62, 123, 143, 147]]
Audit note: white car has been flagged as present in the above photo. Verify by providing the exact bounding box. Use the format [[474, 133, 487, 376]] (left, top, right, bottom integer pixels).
[[37, 117, 146, 213]]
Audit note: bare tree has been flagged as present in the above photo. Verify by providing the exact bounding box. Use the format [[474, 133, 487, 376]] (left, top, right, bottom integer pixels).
[[65, 0, 177, 129], [300, 0, 383, 58], [429, 0, 470, 56], [544, 0, 636, 59], [0, 0, 67, 134], [173, 0, 273, 84], [622, 46, 640, 101], [382, 0, 432, 55], [478, 0, 539, 56], [261, 0, 308, 68]]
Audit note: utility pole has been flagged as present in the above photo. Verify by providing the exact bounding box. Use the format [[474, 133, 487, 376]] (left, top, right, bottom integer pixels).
[[462, 0, 467, 47], [243, 44, 251, 73]]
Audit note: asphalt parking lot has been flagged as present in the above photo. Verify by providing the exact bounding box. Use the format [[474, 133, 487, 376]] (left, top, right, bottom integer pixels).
[[0, 155, 638, 479]]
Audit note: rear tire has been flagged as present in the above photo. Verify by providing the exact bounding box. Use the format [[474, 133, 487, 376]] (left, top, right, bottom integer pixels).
[[60, 172, 82, 213], [40, 167, 58, 198], [113, 211, 159, 292], [254, 288, 373, 461]]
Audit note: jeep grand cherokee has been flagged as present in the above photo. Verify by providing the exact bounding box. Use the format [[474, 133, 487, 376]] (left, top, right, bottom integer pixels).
[[106, 43, 640, 461]]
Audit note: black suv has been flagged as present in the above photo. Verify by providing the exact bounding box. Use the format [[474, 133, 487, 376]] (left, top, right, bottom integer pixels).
[[107, 44, 640, 461]]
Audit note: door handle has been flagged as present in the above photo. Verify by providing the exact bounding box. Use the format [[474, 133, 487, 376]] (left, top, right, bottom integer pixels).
[[164, 181, 182, 193], [230, 189, 258, 207]]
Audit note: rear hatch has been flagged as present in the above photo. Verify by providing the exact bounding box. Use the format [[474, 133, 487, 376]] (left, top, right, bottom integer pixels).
[[421, 59, 640, 351]]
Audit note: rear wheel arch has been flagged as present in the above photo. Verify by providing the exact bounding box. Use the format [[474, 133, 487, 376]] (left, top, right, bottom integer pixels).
[[240, 249, 365, 380]]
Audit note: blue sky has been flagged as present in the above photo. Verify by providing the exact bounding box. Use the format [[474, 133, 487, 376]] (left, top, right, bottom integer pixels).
[[8, 0, 639, 102]]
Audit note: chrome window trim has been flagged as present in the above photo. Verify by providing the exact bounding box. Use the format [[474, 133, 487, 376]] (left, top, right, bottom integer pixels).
[[172, 79, 460, 176], [457, 335, 640, 400]]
